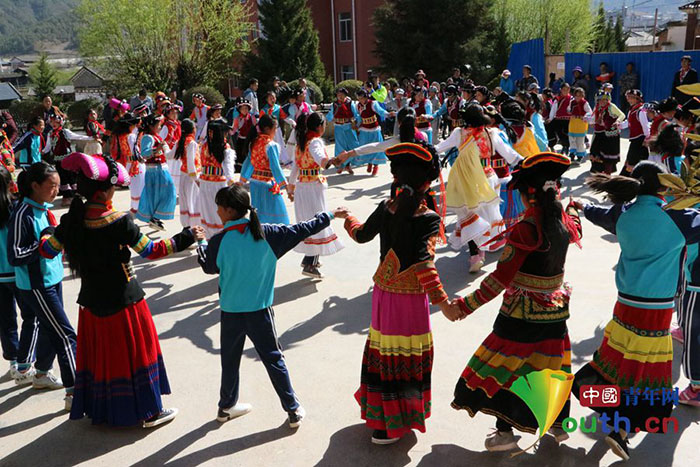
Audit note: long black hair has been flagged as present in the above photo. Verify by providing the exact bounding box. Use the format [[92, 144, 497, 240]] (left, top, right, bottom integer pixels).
[[16, 162, 57, 200], [0, 165, 12, 228], [398, 107, 417, 142], [175, 119, 196, 160], [61, 154, 120, 277], [247, 114, 276, 150], [214, 185, 264, 241], [648, 123, 684, 156], [586, 160, 666, 204], [207, 121, 228, 164], [295, 112, 324, 149]]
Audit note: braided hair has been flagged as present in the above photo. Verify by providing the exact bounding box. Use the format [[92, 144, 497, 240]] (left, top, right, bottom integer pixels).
[[62, 154, 121, 277]]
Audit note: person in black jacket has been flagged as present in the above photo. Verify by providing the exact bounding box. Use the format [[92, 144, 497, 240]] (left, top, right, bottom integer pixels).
[[672, 55, 699, 105]]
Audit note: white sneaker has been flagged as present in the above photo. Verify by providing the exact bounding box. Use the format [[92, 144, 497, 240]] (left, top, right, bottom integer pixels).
[[143, 408, 179, 428], [484, 430, 518, 452], [13, 367, 35, 385], [32, 372, 63, 390], [288, 406, 305, 428], [64, 394, 73, 412], [216, 403, 252, 423]]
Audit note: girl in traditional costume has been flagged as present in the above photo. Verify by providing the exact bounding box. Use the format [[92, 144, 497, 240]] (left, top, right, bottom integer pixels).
[[111, 113, 142, 214], [174, 119, 201, 227], [452, 152, 582, 452], [259, 91, 292, 166], [590, 93, 625, 175], [83, 109, 105, 156], [231, 100, 257, 173], [240, 114, 290, 224], [341, 141, 462, 445], [190, 93, 209, 142], [135, 114, 177, 231], [198, 121, 236, 238], [409, 87, 434, 144], [326, 87, 359, 170], [567, 87, 593, 162], [573, 161, 700, 461], [354, 90, 391, 176], [161, 104, 182, 194], [288, 112, 344, 279], [620, 90, 649, 176], [42, 152, 197, 427]]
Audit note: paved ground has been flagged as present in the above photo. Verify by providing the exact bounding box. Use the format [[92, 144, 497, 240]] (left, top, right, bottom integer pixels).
[[1, 140, 699, 467]]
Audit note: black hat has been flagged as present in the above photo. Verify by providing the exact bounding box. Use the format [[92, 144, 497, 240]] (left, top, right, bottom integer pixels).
[[508, 152, 571, 191], [119, 112, 140, 125], [236, 99, 251, 109], [132, 103, 150, 116], [658, 97, 679, 114], [356, 89, 369, 98], [461, 82, 475, 94], [386, 141, 440, 182], [445, 85, 458, 96], [459, 103, 491, 127], [142, 113, 164, 127]]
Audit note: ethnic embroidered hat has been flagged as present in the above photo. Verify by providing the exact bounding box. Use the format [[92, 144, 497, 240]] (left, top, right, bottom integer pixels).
[[386, 141, 441, 182], [61, 152, 131, 187], [508, 151, 571, 191]]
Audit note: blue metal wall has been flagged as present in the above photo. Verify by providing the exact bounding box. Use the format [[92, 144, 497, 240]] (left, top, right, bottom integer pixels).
[[506, 39, 546, 87]]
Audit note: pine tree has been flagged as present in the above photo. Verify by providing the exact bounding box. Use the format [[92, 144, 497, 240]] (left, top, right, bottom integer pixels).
[[592, 1, 608, 52], [244, 0, 327, 89], [613, 14, 627, 51], [29, 52, 58, 99]]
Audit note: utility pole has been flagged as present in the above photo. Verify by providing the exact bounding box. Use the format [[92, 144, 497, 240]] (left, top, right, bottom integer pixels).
[[651, 8, 658, 51]]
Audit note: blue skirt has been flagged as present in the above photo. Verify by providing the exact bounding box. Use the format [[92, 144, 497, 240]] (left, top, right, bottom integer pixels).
[[334, 124, 359, 156], [136, 165, 177, 221], [500, 186, 525, 229], [250, 179, 290, 224], [355, 129, 386, 166]]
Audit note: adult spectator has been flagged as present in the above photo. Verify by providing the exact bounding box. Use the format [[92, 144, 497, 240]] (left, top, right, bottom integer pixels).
[[271, 76, 282, 97], [450, 67, 465, 89], [548, 72, 564, 96], [243, 78, 259, 115], [369, 74, 388, 104], [595, 62, 615, 90], [298, 77, 315, 104], [169, 89, 184, 115], [571, 66, 588, 94], [0, 110, 18, 144], [34, 95, 63, 137], [618, 62, 639, 113], [499, 69, 515, 95], [129, 89, 154, 113], [517, 65, 539, 92], [102, 92, 115, 125], [672, 55, 699, 105], [414, 69, 429, 89]]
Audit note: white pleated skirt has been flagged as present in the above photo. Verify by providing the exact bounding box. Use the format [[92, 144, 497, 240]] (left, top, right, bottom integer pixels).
[[199, 180, 227, 238], [179, 173, 201, 228], [129, 162, 146, 214], [293, 181, 344, 256]]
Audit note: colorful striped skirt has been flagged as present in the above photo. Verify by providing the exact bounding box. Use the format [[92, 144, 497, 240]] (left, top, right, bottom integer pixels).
[[452, 314, 571, 433], [355, 287, 433, 438], [70, 299, 170, 426], [574, 297, 674, 431]]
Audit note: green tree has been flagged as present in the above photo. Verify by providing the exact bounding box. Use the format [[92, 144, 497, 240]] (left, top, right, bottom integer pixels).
[[29, 52, 58, 98], [591, 3, 626, 53], [613, 14, 627, 51], [77, 0, 252, 92], [493, 0, 593, 54], [373, 0, 497, 83], [244, 0, 328, 89]]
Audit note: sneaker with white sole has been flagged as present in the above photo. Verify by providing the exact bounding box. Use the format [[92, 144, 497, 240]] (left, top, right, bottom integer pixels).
[[469, 252, 485, 274], [679, 384, 700, 407], [216, 403, 252, 423], [302, 265, 323, 279], [484, 430, 518, 452], [143, 408, 178, 428], [605, 431, 630, 461], [32, 372, 63, 390], [671, 326, 684, 343], [548, 426, 570, 443], [371, 429, 400, 445], [288, 406, 305, 428], [13, 367, 35, 385], [64, 394, 73, 412]]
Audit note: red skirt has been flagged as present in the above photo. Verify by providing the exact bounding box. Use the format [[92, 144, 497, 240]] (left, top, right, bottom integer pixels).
[[70, 299, 170, 426]]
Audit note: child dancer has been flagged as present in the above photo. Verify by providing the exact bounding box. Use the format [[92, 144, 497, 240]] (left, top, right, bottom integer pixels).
[[288, 113, 344, 278], [12, 117, 45, 169], [649, 123, 685, 175], [240, 114, 290, 224], [8, 162, 77, 410], [0, 166, 41, 383], [198, 121, 236, 238], [567, 87, 593, 162], [84, 109, 104, 155], [590, 93, 625, 174], [111, 113, 142, 213], [43, 114, 94, 206], [547, 83, 572, 154], [135, 114, 177, 231], [231, 100, 257, 173], [326, 87, 359, 173], [161, 104, 182, 194], [410, 87, 434, 143], [42, 151, 197, 427], [620, 89, 650, 176], [190, 93, 209, 142], [452, 152, 581, 452], [573, 162, 700, 461], [354, 90, 392, 176], [174, 119, 201, 227], [196, 184, 342, 428], [341, 142, 461, 445], [259, 91, 292, 166]]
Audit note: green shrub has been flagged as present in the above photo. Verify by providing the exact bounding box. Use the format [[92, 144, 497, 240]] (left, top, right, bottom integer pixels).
[[335, 80, 363, 99], [182, 86, 226, 119], [8, 99, 39, 130], [66, 99, 104, 129], [287, 79, 323, 105]]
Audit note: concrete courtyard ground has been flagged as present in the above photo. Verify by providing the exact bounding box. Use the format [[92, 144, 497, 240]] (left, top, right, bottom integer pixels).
[[1, 140, 699, 466]]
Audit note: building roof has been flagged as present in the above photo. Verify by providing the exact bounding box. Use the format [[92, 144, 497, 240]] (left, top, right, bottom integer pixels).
[[70, 65, 104, 84], [680, 1, 700, 12], [27, 85, 75, 96], [626, 30, 658, 48], [0, 83, 22, 101]]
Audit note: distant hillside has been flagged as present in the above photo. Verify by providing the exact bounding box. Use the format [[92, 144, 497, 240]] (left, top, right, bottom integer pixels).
[[0, 0, 79, 55]]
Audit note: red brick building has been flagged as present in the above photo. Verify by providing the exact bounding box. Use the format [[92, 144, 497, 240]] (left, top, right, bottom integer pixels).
[[307, 0, 384, 84]]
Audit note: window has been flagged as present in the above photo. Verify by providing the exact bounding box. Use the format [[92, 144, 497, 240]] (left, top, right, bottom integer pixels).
[[341, 65, 355, 81], [339, 12, 352, 42]]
